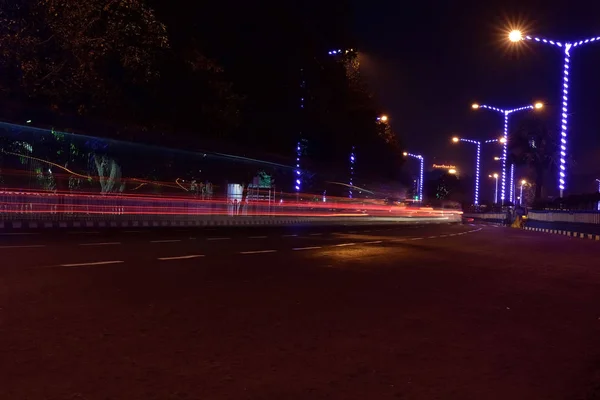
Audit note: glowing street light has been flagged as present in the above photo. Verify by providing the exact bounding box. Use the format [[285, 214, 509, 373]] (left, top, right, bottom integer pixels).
[[520, 179, 527, 206], [489, 173, 499, 204], [471, 101, 542, 204], [378, 115, 389, 122], [404, 152, 424, 202], [510, 30, 600, 197], [452, 136, 505, 206], [448, 169, 457, 175]]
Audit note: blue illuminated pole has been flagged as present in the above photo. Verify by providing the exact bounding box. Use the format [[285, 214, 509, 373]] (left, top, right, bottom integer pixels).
[[471, 102, 541, 205], [404, 152, 424, 202], [349, 146, 356, 198], [294, 68, 306, 195], [510, 31, 600, 197], [452, 137, 503, 206], [596, 179, 600, 211]]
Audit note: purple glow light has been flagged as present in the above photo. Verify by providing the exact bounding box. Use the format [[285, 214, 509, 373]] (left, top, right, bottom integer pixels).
[[473, 103, 536, 203], [521, 34, 600, 196]]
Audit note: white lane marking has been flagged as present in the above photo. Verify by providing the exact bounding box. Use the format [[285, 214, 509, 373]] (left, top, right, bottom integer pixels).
[[249, 236, 268, 239], [158, 255, 204, 261], [411, 238, 424, 241], [79, 242, 121, 246], [363, 240, 382, 244], [448, 234, 457, 236], [0, 232, 40, 236], [207, 237, 230, 241], [428, 236, 437, 239], [239, 250, 277, 255], [392, 239, 407, 242], [283, 234, 298, 237], [293, 246, 322, 251], [439, 235, 448, 238], [334, 243, 357, 247], [151, 239, 181, 243], [309, 233, 323, 236], [0, 245, 46, 249], [59, 260, 124, 267]]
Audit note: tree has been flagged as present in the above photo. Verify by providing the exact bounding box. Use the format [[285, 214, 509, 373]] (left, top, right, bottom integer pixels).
[[509, 117, 557, 201]]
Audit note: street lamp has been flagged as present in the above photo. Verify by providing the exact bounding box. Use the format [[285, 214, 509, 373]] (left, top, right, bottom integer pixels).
[[520, 179, 527, 206], [404, 151, 424, 202], [596, 179, 600, 211], [471, 101, 542, 205], [489, 173, 499, 204], [510, 30, 600, 197], [451, 136, 505, 206], [377, 115, 389, 122]]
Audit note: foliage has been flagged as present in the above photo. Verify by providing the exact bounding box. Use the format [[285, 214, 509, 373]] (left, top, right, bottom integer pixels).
[[509, 117, 557, 200]]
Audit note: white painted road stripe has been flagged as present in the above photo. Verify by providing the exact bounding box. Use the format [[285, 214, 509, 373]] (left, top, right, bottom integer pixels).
[[79, 242, 121, 246], [283, 234, 298, 237], [151, 239, 182, 243], [239, 250, 277, 255], [411, 238, 424, 241], [363, 240, 383, 244], [0, 245, 46, 249], [59, 261, 124, 267], [334, 243, 357, 247], [158, 255, 204, 261], [293, 246, 322, 251]]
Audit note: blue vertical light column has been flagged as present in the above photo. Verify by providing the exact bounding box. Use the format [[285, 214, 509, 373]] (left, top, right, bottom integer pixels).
[[455, 137, 502, 206], [405, 152, 424, 202], [509, 164, 515, 203], [519, 33, 600, 196], [596, 179, 600, 211], [474, 103, 536, 204], [295, 68, 306, 193], [349, 147, 355, 198]]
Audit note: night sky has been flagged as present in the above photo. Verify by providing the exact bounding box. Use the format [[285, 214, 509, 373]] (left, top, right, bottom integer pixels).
[[353, 0, 600, 197]]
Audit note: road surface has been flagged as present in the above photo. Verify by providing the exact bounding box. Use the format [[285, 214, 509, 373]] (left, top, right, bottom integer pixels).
[[2, 223, 600, 399]]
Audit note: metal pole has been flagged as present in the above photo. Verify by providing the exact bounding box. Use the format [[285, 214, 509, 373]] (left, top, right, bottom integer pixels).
[[520, 183, 524, 206], [494, 176, 498, 204], [475, 142, 481, 206]]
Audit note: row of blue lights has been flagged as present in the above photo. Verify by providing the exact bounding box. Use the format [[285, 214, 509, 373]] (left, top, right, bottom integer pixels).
[[349, 147, 355, 198], [404, 152, 424, 202]]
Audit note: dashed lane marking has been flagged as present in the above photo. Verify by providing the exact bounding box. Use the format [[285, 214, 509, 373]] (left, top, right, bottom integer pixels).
[[282, 234, 298, 237], [239, 250, 277, 255], [334, 243, 357, 247], [293, 246, 322, 251], [59, 260, 124, 267], [79, 242, 121, 246], [0, 245, 46, 249], [158, 255, 204, 261], [362, 240, 383, 244]]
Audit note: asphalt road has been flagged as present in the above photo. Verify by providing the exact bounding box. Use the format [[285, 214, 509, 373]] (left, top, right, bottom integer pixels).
[[2, 222, 600, 399]]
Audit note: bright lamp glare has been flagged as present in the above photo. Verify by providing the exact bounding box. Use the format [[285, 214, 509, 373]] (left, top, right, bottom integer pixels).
[[493, 173, 499, 178], [448, 169, 457, 174], [380, 115, 388, 122], [534, 102, 543, 109], [452, 137, 459, 143], [499, 137, 507, 144], [509, 30, 523, 42], [521, 180, 527, 185], [471, 103, 480, 109]]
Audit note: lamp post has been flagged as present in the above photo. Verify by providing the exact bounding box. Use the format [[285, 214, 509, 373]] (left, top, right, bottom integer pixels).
[[452, 136, 505, 206], [520, 179, 527, 206], [509, 30, 600, 197], [489, 173, 499, 204], [596, 179, 600, 211], [403, 152, 424, 202], [471, 102, 542, 204]]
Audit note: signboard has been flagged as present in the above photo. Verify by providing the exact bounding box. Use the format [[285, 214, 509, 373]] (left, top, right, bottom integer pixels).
[[432, 164, 457, 170]]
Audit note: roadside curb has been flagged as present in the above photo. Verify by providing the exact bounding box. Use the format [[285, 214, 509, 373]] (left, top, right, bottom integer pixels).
[[524, 226, 600, 241]]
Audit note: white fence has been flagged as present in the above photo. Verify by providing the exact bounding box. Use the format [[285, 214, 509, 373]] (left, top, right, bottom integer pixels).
[[528, 211, 600, 225]]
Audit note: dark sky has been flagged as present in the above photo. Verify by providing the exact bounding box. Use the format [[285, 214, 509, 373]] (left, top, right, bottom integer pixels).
[[353, 0, 600, 196]]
